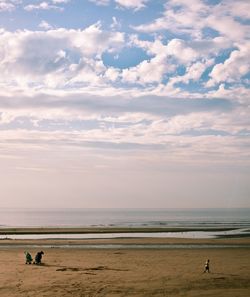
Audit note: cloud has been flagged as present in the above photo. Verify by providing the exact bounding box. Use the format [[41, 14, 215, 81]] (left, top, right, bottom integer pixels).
[[0, 1, 249, 161], [0, 0, 19, 12], [24, 1, 64, 11], [207, 43, 250, 86], [121, 56, 173, 85], [115, 0, 148, 11], [0, 3, 248, 94], [117, 37, 199, 85], [52, 0, 70, 3], [169, 59, 214, 86], [88, 0, 110, 6], [0, 81, 248, 165], [0, 24, 124, 88], [0, 86, 239, 159], [127, 8, 248, 88], [119, 35, 228, 86], [209, 84, 250, 104], [216, 0, 250, 20], [0, 22, 248, 101], [0, 88, 234, 116], [132, 0, 207, 36], [1, 116, 249, 164], [132, 0, 250, 41], [110, 16, 121, 30], [38, 20, 54, 30]]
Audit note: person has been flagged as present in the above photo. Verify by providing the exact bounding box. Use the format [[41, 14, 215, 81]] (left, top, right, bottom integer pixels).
[[34, 251, 44, 265], [204, 259, 210, 273], [24, 251, 33, 264]]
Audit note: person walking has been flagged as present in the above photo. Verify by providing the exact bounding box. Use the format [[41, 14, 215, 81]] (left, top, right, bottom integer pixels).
[[204, 259, 210, 273]]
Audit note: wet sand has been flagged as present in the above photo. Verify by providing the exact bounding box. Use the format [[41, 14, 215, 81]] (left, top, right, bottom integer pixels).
[[0, 226, 237, 235], [0, 238, 250, 296]]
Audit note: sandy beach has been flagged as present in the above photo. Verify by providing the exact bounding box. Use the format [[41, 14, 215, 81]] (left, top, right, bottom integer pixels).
[[1, 237, 250, 297]]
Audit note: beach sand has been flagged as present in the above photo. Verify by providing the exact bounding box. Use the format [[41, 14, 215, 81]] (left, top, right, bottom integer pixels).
[[0, 239, 250, 297]]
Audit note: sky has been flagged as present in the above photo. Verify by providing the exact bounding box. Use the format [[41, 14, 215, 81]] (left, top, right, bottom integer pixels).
[[0, 0, 249, 208]]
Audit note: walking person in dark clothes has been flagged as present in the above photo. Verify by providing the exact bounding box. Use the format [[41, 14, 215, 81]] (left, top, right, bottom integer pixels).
[[203, 259, 210, 273]]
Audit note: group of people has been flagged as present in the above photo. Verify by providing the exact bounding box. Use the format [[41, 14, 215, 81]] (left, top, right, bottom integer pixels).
[[24, 251, 44, 265]]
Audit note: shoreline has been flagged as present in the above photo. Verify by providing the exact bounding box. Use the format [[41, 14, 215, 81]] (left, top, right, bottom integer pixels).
[[1, 226, 250, 242], [0, 226, 243, 235], [1, 237, 250, 248]]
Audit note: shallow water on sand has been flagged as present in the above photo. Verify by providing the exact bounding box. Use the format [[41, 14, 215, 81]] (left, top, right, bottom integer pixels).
[[1, 229, 250, 240], [1, 243, 250, 249]]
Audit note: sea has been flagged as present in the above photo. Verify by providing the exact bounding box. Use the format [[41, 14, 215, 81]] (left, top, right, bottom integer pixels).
[[0, 208, 250, 229], [0, 208, 250, 240]]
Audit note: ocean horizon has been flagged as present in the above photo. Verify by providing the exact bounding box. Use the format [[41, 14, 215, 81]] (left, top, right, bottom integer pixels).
[[1, 208, 250, 229]]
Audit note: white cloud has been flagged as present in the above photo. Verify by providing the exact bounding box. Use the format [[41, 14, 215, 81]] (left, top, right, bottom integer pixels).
[[0, 78, 249, 169], [0, 24, 124, 89], [52, 0, 70, 3], [132, 0, 207, 37], [120, 36, 211, 85], [0, 0, 19, 12], [24, 1, 63, 11], [39, 20, 54, 30], [206, 15, 249, 42], [110, 16, 121, 30], [120, 39, 171, 84], [133, 0, 250, 42], [130, 34, 230, 71], [127, 0, 249, 88], [115, 0, 148, 11], [169, 59, 214, 87], [121, 54, 171, 85], [217, 0, 250, 20], [0, 112, 249, 164], [209, 84, 250, 104], [104, 67, 120, 81], [88, 0, 109, 6], [207, 43, 250, 86], [166, 39, 199, 64]]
